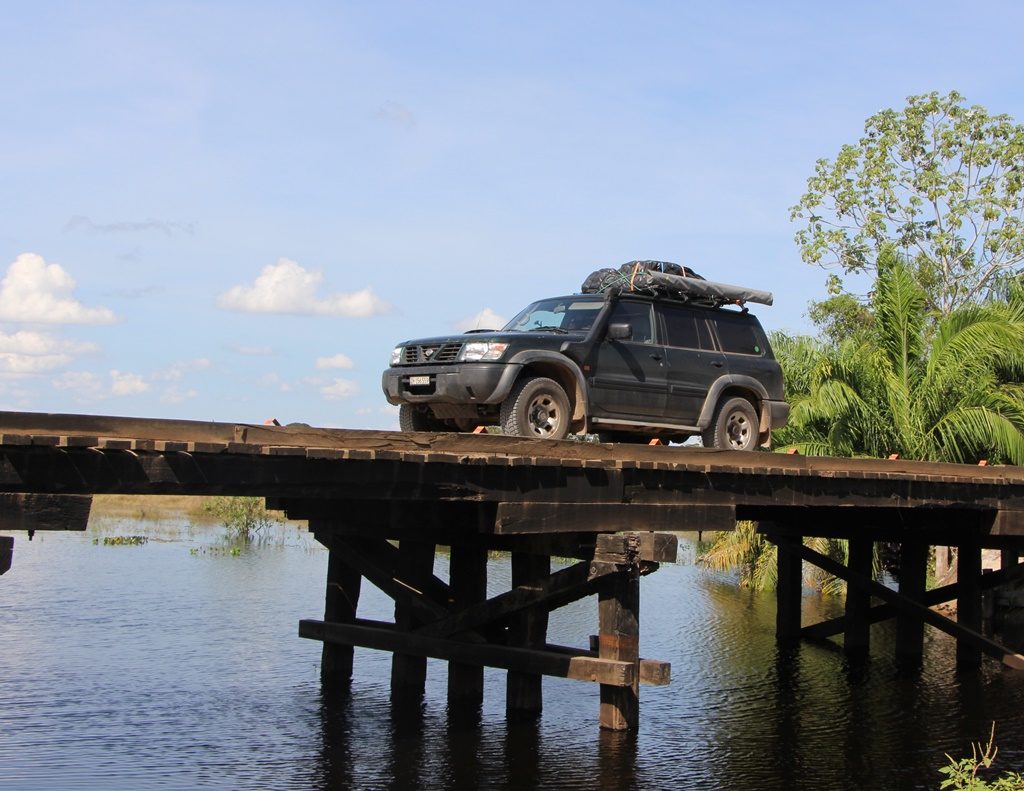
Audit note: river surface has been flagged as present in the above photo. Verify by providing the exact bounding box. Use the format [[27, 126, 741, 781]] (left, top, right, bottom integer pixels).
[[1, 518, 1023, 791]]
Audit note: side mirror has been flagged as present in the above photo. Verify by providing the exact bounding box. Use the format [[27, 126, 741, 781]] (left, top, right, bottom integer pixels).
[[607, 322, 632, 341]]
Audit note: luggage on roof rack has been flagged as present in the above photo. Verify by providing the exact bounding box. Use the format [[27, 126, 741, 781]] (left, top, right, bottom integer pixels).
[[580, 260, 773, 307]]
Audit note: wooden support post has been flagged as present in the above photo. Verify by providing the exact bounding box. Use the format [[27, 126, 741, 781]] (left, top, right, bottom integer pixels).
[[0, 535, 12, 575], [319, 531, 362, 685], [895, 541, 928, 667], [392, 539, 437, 698], [598, 567, 640, 730], [958, 541, 983, 669], [844, 538, 873, 658], [447, 543, 487, 708], [506, 552, 550, 719], [774, 531, 802, 644]]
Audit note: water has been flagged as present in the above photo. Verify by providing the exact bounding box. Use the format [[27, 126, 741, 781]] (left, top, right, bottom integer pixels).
[[2, 522, 1023, 790]]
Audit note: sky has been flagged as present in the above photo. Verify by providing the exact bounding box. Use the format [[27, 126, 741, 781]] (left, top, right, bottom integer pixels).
[[3, 1, 1024, 429]]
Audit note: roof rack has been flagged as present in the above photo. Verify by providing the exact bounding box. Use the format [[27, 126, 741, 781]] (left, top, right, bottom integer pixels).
[[580, 261, 773, 307]]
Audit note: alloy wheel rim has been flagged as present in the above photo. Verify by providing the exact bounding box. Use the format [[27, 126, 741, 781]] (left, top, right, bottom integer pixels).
[[725, 412, 750, 449], [527, 394, 561, 437]]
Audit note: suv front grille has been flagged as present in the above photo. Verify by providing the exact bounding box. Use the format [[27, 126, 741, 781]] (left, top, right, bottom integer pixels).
[[401, 343, 463, 364]]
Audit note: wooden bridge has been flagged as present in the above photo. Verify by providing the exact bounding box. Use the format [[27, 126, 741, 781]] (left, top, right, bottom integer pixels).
[[1, 410, 1023, 731]]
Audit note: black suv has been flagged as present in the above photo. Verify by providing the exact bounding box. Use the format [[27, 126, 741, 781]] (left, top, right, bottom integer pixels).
[[382, 289, 788, 449]]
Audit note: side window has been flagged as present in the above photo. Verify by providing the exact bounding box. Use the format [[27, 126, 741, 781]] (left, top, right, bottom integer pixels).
[[609, 302, 654, 344], [715, 316, 764, 355], [659, 304, 702, 349]]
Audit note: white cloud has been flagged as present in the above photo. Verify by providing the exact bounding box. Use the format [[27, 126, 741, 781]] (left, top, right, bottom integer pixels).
[[151, 358, 212, 382], [230, 344, 275, 356], [0, 330, 98, 375], [111, 370, 149, 396], [160, 387, 198, 405], [259, 372, 293, 392], [218, 258, 390, 317], [315, 353, 354, 369], [0, 253, 116, 324], [52, 371, 105, 401], [320, 378, 359, 399], [456, 307, 506, 332]]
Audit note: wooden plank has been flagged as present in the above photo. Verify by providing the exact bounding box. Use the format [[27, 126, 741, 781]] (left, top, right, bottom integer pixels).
[[844, 538, 873, 657], [545, 643, 670, 687], [298, 618, 636, 687], [786, 542, 1024, 670], [958, 541, 983, 669], [773, 531, 802, 644], [392, 539, 436, 696], [494, 502, 735, 535]]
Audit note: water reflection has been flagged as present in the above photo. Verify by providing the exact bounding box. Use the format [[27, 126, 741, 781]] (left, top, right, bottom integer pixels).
[[2, 527, 1024, 791]]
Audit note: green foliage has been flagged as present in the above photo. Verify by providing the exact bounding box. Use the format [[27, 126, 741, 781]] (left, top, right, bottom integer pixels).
[[96, 535, 148, 546], [202, 496, 283, 542], [792, 91, 1024, 315], [698, 523, 866, 594], [939, 724, 1024, 790], [774, 255, 1024, 465]]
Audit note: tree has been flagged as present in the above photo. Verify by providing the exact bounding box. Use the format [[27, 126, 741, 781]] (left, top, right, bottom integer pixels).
[[774, 255, 1024, 465], [791, 91, 1024, 315]]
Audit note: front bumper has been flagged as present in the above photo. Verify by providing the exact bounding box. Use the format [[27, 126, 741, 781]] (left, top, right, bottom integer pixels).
[[382, 363, 522, 405]]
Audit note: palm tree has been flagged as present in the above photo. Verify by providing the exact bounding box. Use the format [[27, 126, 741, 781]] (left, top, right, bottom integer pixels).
[[776, 256, 1024, 464], [700, 254, 1024, 590]]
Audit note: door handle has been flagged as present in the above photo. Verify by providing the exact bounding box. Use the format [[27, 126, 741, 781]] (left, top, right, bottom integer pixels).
[[649, 353, 663, 361], [711, 360, 724, 368]]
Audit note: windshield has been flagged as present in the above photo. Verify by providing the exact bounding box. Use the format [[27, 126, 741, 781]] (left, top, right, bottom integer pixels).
[[503, 298, 603, 333]]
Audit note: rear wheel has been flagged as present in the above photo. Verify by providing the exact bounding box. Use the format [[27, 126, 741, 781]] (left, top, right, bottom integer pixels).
[[399, 404, 446, 432], [500, 377, 571, 440], [701, 397, 759, 451]]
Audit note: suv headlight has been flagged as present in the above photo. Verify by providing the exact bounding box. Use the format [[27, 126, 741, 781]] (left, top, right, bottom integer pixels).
[[390, 347, 403, 366], [459, 341, 508, 362]]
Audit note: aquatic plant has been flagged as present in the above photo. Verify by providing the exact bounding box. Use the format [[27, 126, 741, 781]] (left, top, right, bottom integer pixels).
[[939, 724, 1024, 790], [96, 535, 148, 546], [202, 496, 284, 542]]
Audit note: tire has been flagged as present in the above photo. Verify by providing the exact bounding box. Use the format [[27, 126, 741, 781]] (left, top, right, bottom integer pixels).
[[500, 377, 571, 440], [398, 404, 445, 432], [701, 397, 759, 451]]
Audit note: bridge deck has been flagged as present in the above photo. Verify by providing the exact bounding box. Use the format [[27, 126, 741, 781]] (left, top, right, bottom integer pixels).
[[1, 410, 1023, 729]]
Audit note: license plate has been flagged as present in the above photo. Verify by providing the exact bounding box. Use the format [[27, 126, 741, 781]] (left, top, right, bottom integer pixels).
[[408, 375, 430, 386]]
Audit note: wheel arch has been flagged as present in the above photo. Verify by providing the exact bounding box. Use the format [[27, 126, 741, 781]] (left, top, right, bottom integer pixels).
[[506, 351, 588, 433], [697, 376, 769, 431]]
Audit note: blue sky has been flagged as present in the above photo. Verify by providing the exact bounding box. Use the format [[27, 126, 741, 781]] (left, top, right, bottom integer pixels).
[[3, 1, 1024, 428]]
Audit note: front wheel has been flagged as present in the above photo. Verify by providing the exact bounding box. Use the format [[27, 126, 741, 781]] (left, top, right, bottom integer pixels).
[[399, 404, 446, 432], [701, 397, 759, 451], [500, 377, 571, 440]]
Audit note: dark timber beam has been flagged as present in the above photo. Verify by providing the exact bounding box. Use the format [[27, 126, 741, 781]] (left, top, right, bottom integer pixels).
[[598, 566, 640, 730], [958, 541, 983, 669], [506, 552, 550, 719], [391, 539, 437, 698], [494, 502, 735, 534], [895, 541, 929, 668], [802, 559, 1024, 640], [0, 535, 11, 575], [299, 619, 637, 687], [788, 543, 1024, 670], [844, 538, 873, 658], [447, 543, 487, 707], [314, 528, 362, 685], [773, 530, 802, 644]]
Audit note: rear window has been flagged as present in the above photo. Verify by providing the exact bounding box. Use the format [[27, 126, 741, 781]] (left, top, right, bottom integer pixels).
[[714, 315, 764, 355], [658, 304, 713, 350]]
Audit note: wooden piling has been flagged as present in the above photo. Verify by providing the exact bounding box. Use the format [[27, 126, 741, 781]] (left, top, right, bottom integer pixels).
[[447, 543, 487, 708], [844, 537, 873, 658], [957, 541, 983, 669], [598, 567, 640, 730], [506, 551, 550, 718], [774, 531, 802, 643], [319, 530, 363, 684], [895, 541, 928, 667], [392, 539, 437, 698]]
